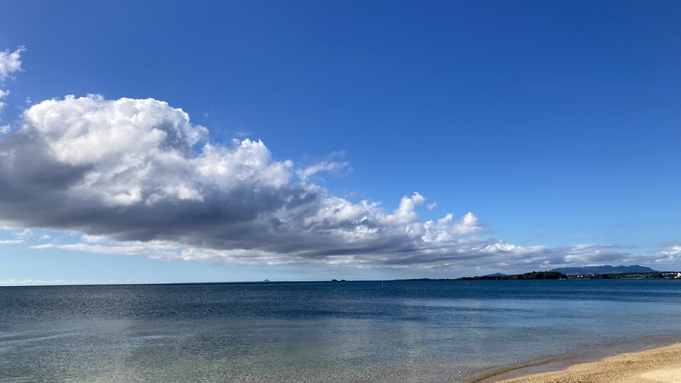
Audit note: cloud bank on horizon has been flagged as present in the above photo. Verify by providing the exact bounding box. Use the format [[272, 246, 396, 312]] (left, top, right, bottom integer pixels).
[[0, 48, 679, 272]]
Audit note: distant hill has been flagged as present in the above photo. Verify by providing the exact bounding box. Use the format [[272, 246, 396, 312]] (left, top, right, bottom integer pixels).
[[550, 265, 657, 275], [458, 271, 566, 281]]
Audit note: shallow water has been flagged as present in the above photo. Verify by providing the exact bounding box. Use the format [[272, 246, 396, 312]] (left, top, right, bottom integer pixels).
[[1, 279, 680, 382]]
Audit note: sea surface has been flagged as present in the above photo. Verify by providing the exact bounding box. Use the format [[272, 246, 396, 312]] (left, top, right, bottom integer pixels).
[[1, 279, 681, 383]]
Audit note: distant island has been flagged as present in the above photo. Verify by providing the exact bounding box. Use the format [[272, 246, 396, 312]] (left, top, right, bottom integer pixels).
[[401, 265, 681, 281], [550, 265, 656, 275], [457, 271, 566, 280]]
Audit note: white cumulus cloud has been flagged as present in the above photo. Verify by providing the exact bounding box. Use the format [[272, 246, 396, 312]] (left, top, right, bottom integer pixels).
[[0, 94, 494, 268]]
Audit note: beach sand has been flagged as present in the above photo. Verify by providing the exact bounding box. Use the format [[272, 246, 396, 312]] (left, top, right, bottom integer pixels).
[[491, 342, 681, 383]]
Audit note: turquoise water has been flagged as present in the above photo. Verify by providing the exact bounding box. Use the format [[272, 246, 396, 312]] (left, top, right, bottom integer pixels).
[[1, 280, 680, 382]]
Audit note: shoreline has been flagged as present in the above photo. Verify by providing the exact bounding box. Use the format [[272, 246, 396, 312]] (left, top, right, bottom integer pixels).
[[467, 338, 681, 383]]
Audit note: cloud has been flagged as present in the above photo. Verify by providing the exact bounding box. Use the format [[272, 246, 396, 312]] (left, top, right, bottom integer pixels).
[[82, 234, 106, 243], [0, 47, 24, 114], [296, 160, 351, 180], [11, 228, 32, 240], [0, 278, 104, 286], [0, 94, 492, 268], [1, 93, 677, 272], [0, 239, 23, 244], [29, 236, 657, 275], [426, 201, 437, 212], [0, 46, 24, 81], [661, 244, 681, 255], [0, 228, 32, 244], [658, 243, 681, 264], [0, 89, 9, 112]]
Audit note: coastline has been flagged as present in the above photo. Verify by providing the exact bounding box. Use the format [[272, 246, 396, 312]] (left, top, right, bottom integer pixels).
[[470, 340, 681, 383]]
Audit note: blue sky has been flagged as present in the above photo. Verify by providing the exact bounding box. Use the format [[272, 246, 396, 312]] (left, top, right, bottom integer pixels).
[[0, 0, 679, 284]]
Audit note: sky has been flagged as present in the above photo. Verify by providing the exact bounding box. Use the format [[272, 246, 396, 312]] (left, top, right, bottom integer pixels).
[[0, 0, 679, 284]]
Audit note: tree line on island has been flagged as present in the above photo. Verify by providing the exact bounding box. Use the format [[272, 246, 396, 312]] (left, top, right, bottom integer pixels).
[[456, 271, 567, 280]]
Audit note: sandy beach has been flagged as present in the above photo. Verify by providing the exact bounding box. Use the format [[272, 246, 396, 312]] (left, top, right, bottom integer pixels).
[[490, 342, 681, 383]]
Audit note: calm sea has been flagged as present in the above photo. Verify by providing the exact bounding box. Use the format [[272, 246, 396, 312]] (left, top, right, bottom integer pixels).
[[1, 280, 680, 383]]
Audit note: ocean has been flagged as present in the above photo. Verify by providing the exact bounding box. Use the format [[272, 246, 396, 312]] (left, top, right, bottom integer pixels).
[[1, 279, 680, 383]]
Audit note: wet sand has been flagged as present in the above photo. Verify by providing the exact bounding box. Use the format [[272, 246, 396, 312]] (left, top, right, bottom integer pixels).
[[489, 342, 681, 383]]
